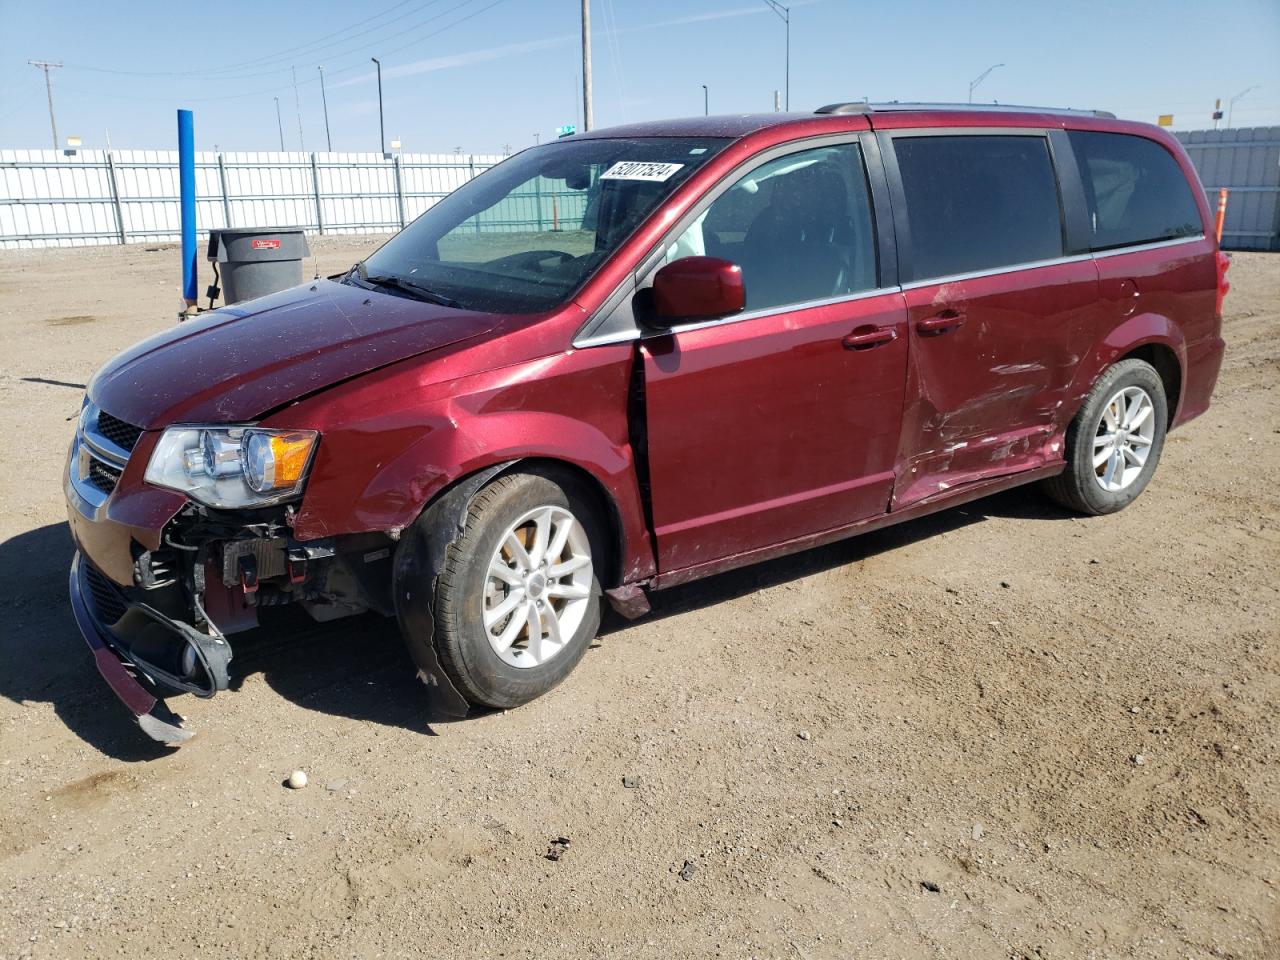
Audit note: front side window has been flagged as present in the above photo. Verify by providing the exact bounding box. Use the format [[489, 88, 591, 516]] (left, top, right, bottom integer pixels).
[[361, 137, 728, 313], [662, 142, 877, 312], [1067, 131, 1203, 250], [895, 135, 1064, 282]]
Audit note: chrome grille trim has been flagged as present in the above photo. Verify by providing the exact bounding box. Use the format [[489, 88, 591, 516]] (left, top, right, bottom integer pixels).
[[69, 402, 143, 509]]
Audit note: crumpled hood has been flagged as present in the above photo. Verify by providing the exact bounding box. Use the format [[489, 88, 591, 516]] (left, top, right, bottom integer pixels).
[[88, 280, 498, 428]]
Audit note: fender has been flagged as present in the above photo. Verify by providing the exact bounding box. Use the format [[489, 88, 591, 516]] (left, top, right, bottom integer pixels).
[[281, 344, 657, 585], [1057, 310, 1186, 443]]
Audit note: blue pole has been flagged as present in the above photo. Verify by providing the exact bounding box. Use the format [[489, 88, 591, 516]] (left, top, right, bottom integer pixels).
[[178, 109, 197, 307]]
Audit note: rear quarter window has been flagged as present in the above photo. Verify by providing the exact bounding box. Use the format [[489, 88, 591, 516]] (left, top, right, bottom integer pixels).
[[894, 135, 1064, 282], [1067, 131, 1203, 251]]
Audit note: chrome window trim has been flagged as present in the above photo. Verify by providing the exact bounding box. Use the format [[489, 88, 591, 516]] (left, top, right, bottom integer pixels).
[[1089, 233, 1205, 259], [899, 252, 1095, 291], [573, 284, 903, 346], [571, 236, 1209, 347]]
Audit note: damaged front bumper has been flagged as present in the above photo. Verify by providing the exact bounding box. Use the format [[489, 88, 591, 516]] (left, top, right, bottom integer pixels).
[[69, 552, 233, 742]]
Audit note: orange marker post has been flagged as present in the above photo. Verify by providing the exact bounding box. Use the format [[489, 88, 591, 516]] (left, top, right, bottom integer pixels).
[[1214, 188, 1229, 244]]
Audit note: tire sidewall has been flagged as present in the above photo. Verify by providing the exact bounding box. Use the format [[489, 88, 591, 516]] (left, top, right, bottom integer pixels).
[[439, 473, 602, 708], [1068, 361, 1168, 514]]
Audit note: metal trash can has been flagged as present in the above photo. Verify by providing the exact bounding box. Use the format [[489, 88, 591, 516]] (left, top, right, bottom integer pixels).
[[207, 228, 310, 305]]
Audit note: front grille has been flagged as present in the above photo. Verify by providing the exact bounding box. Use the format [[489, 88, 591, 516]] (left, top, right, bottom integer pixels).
[[84, 562, 128, 625], [87, 457, 122, 493], [96, 410, 143, 452]]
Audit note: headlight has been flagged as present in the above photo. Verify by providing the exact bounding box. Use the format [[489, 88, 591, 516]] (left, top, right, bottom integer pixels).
[[145, 425, 318, 508]]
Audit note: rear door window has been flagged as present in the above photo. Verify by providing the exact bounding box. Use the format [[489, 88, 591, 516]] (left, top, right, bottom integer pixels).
[[1067, 131, 1203, 250], [894, 135, 1064, 282]]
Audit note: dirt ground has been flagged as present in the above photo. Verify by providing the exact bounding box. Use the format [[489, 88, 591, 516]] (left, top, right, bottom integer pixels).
[[0, 237, 1276, 960]]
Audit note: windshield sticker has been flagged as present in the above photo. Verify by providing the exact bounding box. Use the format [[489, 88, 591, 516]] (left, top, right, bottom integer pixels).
[[600, 161, 685, 182]]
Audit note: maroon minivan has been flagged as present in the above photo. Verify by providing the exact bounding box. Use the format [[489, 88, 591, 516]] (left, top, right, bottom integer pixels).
[[66, 103, 1228, 741]]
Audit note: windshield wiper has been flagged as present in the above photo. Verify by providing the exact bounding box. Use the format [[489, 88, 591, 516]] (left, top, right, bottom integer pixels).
[[363, 274, 459, 308]]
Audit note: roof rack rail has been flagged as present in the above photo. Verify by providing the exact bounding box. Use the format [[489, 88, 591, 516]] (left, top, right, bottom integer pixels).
[[814, 101, 1117, 119]]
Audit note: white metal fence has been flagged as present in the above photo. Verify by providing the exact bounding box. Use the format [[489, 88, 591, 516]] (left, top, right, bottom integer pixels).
[[1175, 127, 1280, 252], [0, 149, 513, 249]]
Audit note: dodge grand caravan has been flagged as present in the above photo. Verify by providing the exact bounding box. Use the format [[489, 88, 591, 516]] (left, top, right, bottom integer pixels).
[[66, 103, 1228, 741]]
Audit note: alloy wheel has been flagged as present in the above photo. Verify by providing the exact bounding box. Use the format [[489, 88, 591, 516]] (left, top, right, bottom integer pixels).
[[482, 505, 593, 668], [1092, 385, 1156, 492]]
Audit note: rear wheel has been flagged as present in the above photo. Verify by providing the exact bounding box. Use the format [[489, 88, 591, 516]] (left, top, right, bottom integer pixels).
[[1044, 358, 1168, 515], [426, 471, 603, 709]]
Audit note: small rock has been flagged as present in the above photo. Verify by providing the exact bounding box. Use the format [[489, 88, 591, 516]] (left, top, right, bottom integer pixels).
[[999, 580, 1011, 589], [1088, 558, 1100, 565], [798, 730, 811, 741], [1129, 706, 1140, 715], [972, 823, 984, 841], [678, 860, 696, 881], [325, 779, 348, 792], [832, 818, 844, 829], [921, 880, 941, 893], [1133, 754, 1146, 766], [286, 770, 308, 789], [621, 775, 640, 789], [545, 837, 570, 862]]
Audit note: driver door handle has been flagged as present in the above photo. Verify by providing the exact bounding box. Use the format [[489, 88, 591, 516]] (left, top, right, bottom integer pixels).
[[842, 326, 897, 351], [915, 310, 965, 336]]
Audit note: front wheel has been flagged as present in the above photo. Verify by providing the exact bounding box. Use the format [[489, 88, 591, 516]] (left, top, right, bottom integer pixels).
[[1044, 358, 1168, 515], [415, 471, 603, 710]]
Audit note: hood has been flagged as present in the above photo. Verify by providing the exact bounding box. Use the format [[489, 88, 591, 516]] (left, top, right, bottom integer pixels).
[[88, 280, 499, 428]]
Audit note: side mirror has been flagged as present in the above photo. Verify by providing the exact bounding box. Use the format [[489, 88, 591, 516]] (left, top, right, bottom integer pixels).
[[650, 256, 745, 324]]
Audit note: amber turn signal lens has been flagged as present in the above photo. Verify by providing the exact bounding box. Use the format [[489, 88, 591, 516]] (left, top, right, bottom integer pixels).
[[242, 430, 317, 493]]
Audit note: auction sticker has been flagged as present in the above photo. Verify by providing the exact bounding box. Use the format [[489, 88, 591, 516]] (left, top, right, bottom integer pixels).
[[600, 161, 684, 182]]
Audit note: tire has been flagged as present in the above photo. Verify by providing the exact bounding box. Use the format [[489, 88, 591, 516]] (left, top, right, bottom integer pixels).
[[418, 470, 603, 710], [1043, 358, 1168, 516]]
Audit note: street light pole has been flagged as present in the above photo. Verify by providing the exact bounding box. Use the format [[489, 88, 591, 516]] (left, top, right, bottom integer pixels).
[[291, 66, 305, 151], [28, 60, 62, 150], [318, 66, 332, 151], [761, 1, 790, 111], [702, 84, 708, 116], [1227, 85, 1260, 128], [581, 0, 594, 131], [274, 96, 284, 150], [968, 63, 1005, 103], [372, 57, 386, 154]]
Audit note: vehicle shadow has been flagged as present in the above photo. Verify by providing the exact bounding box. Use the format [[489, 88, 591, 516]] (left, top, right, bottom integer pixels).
[[0, 486, 1073, 759]]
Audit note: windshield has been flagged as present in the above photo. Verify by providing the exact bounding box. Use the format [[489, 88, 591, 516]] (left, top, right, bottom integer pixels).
[[358, 137, 729, 313]]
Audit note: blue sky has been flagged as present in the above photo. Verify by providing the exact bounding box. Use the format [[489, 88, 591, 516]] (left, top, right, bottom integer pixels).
[[1, 0, 1278, 153]]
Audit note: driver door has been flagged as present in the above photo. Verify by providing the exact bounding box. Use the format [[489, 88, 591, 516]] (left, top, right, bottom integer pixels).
[[639, 140, 908, 575]]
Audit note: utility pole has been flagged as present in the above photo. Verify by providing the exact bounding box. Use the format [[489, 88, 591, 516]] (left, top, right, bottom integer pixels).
[[1227, 85, 1259, 128], [274, 97, 285, 150], [28, 60, 62, 150], [702, 84, 708, 116], [318, 66, 332, 151], [291, 66, 305, 150], [581, 0, 594, 131], [968, 63, 1004, 103], [761, 2, 790, 111], [372, 57, 386, 153]]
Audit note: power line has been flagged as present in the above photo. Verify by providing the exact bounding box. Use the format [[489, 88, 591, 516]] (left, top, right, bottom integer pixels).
[[50, 0, 510, 106], [61, 0, 481, 84]]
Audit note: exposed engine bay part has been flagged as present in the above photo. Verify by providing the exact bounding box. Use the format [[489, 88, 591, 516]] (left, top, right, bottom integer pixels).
[[393, 461, 516, 719]]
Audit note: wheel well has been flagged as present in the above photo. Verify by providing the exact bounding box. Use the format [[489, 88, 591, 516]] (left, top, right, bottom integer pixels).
[[488, 458, 625, 590], [1120, 344, 1181, 426]]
